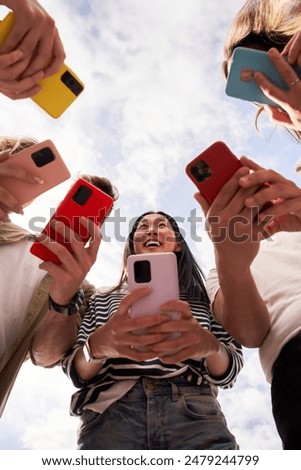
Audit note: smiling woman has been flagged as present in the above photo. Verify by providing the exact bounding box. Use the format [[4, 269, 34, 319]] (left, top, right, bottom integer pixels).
[[0, 0, 285, 452], [60, 210, 244, 450]]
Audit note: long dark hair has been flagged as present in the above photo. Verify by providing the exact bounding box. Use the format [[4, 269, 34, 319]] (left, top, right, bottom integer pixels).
[[110, 211, 209, 304]]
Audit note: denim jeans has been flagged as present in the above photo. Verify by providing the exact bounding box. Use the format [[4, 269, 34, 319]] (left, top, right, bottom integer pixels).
[[77, 376, 238, 450]]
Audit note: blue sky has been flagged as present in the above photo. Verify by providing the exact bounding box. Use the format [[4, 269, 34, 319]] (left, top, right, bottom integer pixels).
[[1, 0, 300, 450]]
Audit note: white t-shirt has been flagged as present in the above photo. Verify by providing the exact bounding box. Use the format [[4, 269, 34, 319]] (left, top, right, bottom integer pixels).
[[0, 240, 45, 356], [206, 232, 301, 384]]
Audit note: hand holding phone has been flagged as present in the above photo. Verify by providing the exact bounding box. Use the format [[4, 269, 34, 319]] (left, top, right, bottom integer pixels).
[[30, 178, 114, 264], [186, 141, 242, 205], [127, 252, 180, 350], [0, 12, 84, 118], [225, 46, 301, 107], [127, 252, 180, 319], [0, 139, 70, 207]]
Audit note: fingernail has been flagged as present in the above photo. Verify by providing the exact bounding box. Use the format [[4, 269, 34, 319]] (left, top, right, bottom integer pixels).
[[34, 177, 44, 184]]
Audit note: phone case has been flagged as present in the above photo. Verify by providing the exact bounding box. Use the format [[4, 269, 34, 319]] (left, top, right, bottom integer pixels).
[[0, 139, 70, 206], [127, 252, 179, 319], [0, 9, 14, 40], [226, 46, 301, 108], [186, 141, 242, 204], [0, 12, 84, 118], [30, 178, 114, 264], [31, 64, 84, 118]]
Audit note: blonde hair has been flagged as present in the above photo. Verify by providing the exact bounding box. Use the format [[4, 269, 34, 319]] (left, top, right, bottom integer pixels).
[[224, 0, 301, 77], [224, 0, 301, 142], [0, 136, 39, 154]]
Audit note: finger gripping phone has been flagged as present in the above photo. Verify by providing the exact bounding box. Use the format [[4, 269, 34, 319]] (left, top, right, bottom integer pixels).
[[127, 252, 180, 319], [0, 139, 70, 206], [225, 46, 301, 108], [0, 12, 84, 118], [185, 141, 242, 204], [30, 178, 114, 264]]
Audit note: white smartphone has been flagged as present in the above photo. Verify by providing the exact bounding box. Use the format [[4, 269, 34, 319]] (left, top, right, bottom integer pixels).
[[127, 252, 180, 319]]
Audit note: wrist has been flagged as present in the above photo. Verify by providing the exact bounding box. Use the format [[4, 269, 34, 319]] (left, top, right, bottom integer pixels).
[[216, 254, 252, 281], [82, 335, 106, 364], [48, 289, 84, 316]]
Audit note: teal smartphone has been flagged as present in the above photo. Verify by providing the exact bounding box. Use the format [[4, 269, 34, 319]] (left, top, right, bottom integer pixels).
[[226, 46, 301, 108]]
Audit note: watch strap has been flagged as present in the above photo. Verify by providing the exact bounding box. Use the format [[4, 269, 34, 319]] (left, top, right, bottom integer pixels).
[[48, 288, 84, 316], [82, 336, 105, 363]]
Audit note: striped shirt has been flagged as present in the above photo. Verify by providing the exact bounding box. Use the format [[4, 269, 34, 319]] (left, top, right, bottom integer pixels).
[[62, 285, 243, 416]]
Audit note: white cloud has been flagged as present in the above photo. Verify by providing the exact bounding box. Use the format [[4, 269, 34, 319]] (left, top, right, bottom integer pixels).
[[0, 0, 294, 451]]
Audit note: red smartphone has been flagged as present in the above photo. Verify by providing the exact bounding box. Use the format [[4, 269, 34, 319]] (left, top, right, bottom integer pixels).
[[185, 141, 242, 204], [0, 140, 71, 207], [30, 178, 114, 264], [127, 252, 180, 319]]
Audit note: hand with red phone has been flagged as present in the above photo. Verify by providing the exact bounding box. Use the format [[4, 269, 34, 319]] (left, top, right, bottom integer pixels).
[[187, 143, 270, 268], [194, 163, 263, 274], [30, 178, 114, 264], [37, 216, 101, 307], [186, 141, 243, 205], [238, 156, 301, 234]]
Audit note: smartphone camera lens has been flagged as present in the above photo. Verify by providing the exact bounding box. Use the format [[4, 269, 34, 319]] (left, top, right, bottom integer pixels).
[[31, 147, 55, 167], [61, 71, 84, 96], [134, 260, 151, 283], [72, 185, 92, 205], [191, 160, 213, 182]]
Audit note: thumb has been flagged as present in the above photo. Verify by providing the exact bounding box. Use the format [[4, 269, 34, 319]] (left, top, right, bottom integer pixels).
[[194, 191, 210, 215], [240, 155, 264, 172]]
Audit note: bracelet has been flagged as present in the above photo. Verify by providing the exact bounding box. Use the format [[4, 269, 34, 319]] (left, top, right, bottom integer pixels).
[[48, 288, 84, 316], [82, 336, 106, 363]]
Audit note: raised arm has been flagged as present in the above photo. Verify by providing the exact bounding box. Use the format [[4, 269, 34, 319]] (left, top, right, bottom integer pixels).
[[30, 217, 100, 367], [195, 167, 270, 347]]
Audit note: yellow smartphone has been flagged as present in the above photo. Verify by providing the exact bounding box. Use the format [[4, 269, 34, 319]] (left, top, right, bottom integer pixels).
[[0, 12, 84, 118]]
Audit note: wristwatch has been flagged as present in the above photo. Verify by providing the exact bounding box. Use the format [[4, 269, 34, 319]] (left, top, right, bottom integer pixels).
[[83, 336, 105, 363], [48, 288, 84, 316]]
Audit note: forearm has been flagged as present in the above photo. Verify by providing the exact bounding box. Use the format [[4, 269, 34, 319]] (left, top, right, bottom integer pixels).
[[215, 263, 270, 347], [74, 344, 105, 382], [205, 341, 232, 378], [31, 309, 79, 367]]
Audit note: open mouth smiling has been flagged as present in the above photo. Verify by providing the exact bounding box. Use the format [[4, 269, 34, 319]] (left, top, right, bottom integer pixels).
[[145, 240, 161, 248]]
